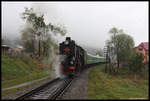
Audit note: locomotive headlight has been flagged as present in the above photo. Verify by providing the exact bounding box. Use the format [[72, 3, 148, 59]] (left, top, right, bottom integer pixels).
[[70, 61, 74, 64], [65, 40, 69, 45]]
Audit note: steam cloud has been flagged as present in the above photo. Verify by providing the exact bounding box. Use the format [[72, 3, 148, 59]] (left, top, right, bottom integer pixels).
[[31, 3, 66, 78]]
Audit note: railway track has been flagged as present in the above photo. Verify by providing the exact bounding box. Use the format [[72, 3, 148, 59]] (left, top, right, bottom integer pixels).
[[16, 77, 74, 100], [15, 62, 105, 100]]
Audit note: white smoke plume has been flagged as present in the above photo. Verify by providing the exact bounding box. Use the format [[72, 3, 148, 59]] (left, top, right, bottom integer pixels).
[[48, 46, 60, 78], [49, 46, 66, 79], [30, 3, 66, 78], [53, 55, 67, 79]]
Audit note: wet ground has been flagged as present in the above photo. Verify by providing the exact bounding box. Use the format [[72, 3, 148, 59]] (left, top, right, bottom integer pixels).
[[59, 68, 90, 99]]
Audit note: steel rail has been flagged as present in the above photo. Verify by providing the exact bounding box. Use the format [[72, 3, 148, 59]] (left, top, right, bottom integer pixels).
[[48, 77, 74, 100], [15, 78, 60, 100]]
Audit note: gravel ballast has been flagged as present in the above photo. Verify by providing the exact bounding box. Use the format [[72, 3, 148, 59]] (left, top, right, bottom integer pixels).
[[59, 68, 91, 100]]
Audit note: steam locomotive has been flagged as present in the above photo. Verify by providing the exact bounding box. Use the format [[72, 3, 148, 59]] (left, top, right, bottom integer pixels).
[[59, 37, 105, 76], [59, 37, 86, 76]]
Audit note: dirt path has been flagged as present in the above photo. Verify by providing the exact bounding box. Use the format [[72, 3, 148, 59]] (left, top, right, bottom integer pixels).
[[2, 76, 50, 91]]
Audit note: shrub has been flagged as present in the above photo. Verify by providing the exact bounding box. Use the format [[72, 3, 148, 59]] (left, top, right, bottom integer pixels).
[[128, 52, 145, 74]]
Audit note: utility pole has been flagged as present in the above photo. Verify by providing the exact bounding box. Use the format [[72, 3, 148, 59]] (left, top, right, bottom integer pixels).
[[107, 46, 111, 74], [104, 46, 108, 73], [39, 38, 40, 57], [37, 31, 41, 58]]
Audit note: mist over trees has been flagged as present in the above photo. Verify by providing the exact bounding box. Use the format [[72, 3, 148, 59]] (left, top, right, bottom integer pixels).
[[20, 7, 66, 58]]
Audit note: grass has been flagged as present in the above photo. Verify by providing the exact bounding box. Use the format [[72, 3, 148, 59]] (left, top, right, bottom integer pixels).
[[1, 55, 53, 95], [2, 56, 42, 81], [2, 70, 51, 88], [88, 65, 149, 100]]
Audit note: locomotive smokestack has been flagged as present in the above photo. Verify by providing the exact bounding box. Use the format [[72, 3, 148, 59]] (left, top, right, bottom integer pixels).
[[72, 40, 75, 44], [66, 37, 71, 41]]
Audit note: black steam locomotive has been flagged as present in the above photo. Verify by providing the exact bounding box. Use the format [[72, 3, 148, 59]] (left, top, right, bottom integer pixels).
[[59, 37, 87, 76]]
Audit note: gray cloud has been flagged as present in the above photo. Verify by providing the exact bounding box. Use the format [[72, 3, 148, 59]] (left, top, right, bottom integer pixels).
[[2, 2, 148, 49]]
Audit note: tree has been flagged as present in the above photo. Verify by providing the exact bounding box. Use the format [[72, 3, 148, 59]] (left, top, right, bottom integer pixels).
[[106, 27, 135, 73], [109, 27, 118, 35], [21, 26, 36, 54], [21, 7, 66, 57], [109, 27, 119, 69], [115, 33, 134, 63], [128, 52, 145, 80]]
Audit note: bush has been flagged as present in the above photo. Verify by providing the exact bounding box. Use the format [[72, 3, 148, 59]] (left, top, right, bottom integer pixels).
[[128, 53, 145, 74]]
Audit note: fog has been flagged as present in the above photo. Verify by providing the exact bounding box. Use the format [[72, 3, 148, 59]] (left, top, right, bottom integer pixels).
[[2, 2, 148, 49]]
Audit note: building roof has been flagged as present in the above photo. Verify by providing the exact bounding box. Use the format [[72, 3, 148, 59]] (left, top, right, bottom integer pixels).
[[137, 42, 149, 50], [2, 44, 10, 48]]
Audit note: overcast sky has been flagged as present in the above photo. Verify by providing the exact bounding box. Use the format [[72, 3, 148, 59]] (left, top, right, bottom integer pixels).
[[2, 2, 149, 49]]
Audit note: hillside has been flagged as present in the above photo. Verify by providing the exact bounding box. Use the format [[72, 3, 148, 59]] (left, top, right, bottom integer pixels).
[[2, 55, 53, 89]]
